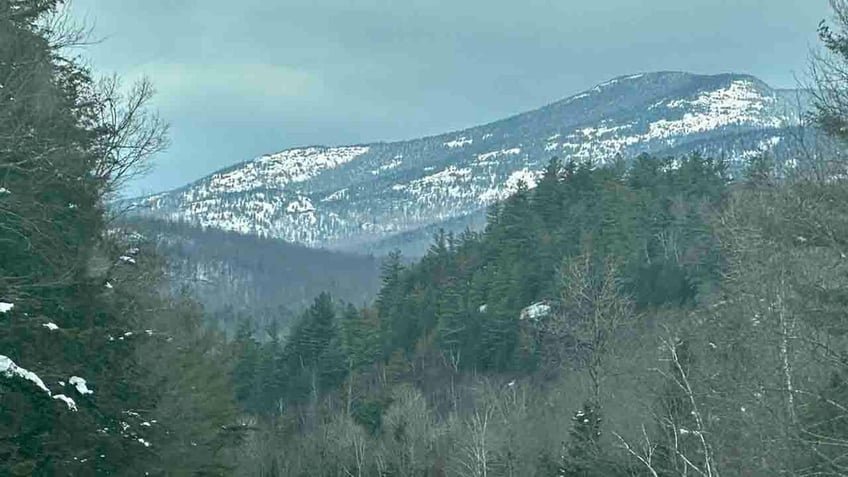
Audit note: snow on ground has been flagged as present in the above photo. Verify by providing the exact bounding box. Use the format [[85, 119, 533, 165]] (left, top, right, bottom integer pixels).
[[42, 323, 59, 331], [0, 356, 82, 412], [476, 148, 521, 163], [477, 168, 544, 203], [443, 136, 473, 148], [551, 81, 784, 164], [566, 92, 592, 103], [646, 80, 783, 141], [372, 159, 403, 174], [204, 146, 370, 195], [53, 394, 78, 411], [392, 166, 474, 199], [321, 188, 348, 203], [0, 302, 13, 313], [0, 354, 50, 394], [578, 123, 634, 138], [69, 376, 93, 395], [504, 168, 541, 190], [285, 197, 315, 214], [520, 302, 552, 321]]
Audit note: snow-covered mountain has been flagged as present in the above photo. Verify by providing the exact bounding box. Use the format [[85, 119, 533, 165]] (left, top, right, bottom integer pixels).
[[130, 72, 804, 255]]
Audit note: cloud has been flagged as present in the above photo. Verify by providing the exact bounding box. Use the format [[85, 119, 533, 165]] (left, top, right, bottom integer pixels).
[[129, 63, 319, 110]]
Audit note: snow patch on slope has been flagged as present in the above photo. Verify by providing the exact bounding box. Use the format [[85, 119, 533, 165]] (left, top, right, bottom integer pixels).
[[204, 146, 370, 195], [393, 166, 474, 198], [70, 376, 93, 395], [444, 137, 473, 148], [647, 80, 783, 140], [53, 394, 78, 411], [1, 355, 50, 394], [373, 159, 403, 174], [286, 197, 315, 214], [478, 169, 543, 203], [476, 148, 522, 164]]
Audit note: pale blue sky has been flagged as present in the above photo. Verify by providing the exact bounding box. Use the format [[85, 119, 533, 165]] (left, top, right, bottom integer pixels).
[[68, 0, 831, 196]]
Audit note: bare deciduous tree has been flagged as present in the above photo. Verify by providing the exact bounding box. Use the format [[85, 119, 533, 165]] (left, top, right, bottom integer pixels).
[[90, 75, 169, 197], [547, 252, 634, 406]]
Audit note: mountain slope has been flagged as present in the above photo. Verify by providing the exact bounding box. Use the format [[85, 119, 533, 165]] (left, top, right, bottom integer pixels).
[[123, 218, 381, 334], [130, 72, 804, 255]]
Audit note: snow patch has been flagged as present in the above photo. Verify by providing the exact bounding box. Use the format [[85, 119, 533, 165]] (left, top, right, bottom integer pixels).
[[520, 301, 551, 321], [322, 188, 348, 202], [285, 197, 315, 214], [53, 394, 78, 411], [647, 81, 783, 140], [69, 376, 93, 395], [579, 124, 633, 138], [567, 92, 592, 103], [477, 169, 544, 203], [0, 302, 13, 313], [372, 159, 403, 175], [443, 136, 472, 148], [0, 355, 50, 394], [42, 323, 59, 331], [504, 168, 541, 190], [205, 146, 370, 195], [476, 148, 522, 163]]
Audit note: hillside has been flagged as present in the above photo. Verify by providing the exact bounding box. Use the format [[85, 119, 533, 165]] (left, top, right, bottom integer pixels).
[[229, 152, 848, 475], [123, 218, 382, 334], [129, 72, 805, 256]]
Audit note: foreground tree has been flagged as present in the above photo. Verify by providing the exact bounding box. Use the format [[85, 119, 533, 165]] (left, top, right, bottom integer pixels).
[[0, 3, 240, 474]]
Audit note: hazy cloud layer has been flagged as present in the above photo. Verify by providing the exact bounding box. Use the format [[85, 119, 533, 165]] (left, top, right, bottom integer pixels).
[[69, 0, 830, 195]]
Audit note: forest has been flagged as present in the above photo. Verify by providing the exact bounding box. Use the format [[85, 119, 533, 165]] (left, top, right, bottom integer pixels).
[[120, 217, 382, 337], [4, 0, 848, 476]]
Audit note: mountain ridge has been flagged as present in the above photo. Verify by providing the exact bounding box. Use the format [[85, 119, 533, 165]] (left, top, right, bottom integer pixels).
[[129, 71, 806, 256]]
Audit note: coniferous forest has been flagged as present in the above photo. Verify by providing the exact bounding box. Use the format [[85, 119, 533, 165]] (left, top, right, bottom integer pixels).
[[5, 1, 848, 476]]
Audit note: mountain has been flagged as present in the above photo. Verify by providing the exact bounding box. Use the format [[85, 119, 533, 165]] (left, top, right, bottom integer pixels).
[[129, 71, 805, 256], [123, 218, 382, 335]]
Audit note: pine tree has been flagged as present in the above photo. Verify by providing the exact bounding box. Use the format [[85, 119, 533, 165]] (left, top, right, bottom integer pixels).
[[560, 402, 605, 477]]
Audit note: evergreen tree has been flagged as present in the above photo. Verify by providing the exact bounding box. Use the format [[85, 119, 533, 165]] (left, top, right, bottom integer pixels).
[[560, 402, 606, 477]]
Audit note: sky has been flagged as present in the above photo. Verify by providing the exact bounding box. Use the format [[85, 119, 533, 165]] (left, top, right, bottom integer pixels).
[[67, 0, 831, 197]]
